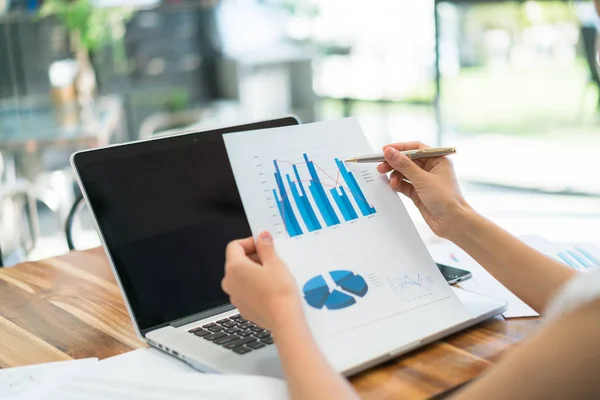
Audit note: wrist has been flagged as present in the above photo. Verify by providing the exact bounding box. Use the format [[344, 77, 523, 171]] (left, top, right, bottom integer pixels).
[[269, 298, 308, 338], [271, 314, 314, 356], [439, 203, 481, 242]]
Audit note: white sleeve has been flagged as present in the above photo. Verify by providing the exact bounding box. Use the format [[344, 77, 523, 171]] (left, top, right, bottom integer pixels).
[[544, 268, 600, 321]]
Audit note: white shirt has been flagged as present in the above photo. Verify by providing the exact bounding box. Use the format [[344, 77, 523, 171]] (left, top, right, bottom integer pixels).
[[545, 268, 600, 320]]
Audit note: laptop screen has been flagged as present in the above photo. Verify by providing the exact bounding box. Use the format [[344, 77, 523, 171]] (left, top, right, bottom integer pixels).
[[73, 117, 299, 333]]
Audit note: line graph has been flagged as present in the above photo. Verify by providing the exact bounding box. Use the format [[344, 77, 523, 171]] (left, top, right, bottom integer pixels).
[[270, 153, 376, 237], [387, 273, 436, 302]]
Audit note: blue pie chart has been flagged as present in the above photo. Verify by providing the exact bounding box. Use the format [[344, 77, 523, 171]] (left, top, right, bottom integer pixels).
[[303, 270, 369, 310]]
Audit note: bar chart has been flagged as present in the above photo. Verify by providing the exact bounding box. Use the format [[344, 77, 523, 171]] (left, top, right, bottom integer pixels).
[[556, 246, 600, 270], [272, 153, 377, 237]]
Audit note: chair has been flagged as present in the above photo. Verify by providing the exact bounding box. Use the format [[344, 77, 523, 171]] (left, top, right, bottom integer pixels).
[[0, 152, 40, 266], [65, 194, 86, 251], [0, 182, 40, 266], [65, 194, 101, 251]]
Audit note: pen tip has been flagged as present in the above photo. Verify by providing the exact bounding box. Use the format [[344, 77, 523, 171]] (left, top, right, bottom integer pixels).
[[344, 158, 356, 163]]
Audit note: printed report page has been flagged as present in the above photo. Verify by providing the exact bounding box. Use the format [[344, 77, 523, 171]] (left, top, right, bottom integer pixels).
[[223, 118, 472, 360]]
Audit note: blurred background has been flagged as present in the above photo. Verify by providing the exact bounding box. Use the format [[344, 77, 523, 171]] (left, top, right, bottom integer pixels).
[[0, 0, 599, 265]]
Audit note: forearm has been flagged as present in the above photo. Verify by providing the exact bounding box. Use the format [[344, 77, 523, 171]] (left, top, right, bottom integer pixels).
[[452, 298, 600, 399], [445, 208, 576, 312], [272, 315, 359, 400]]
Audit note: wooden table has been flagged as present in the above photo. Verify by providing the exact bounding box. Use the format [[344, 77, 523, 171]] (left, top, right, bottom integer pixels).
[[0, 248, 541, 399]]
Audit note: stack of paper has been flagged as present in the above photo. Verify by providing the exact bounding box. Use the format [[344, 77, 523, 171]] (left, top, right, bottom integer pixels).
[[1, 349, 289, 400], [0, 359, 98, 400], [37, 371, 288, 400], [427, 235, 600, 319]]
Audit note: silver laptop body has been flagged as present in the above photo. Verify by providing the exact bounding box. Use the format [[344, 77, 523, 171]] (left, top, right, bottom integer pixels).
[[72, 118, 506, 379], [145, 288, 505, 377]]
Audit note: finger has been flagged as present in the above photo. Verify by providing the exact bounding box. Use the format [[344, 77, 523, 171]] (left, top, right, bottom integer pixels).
[[390, 177, 421, 207], [225, 239, 259, 267], [225, 240, 246, 261], [223, 257, 261, 292], [377, 162, 393, 173], [384, 147, 428, 183], [378, 157, 426, 175], [221, 276, 231, 294], [389, 170, 406, 190], [256, 231, 280, 265], [382, 141, 430, 152], [412, 159, 427, 170], [397, 180, 419, 204], [423, 155, 451, 171], [237, 237, 257, 255]]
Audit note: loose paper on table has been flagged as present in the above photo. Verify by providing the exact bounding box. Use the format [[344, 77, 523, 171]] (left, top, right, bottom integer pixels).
[[428, 235, 600, 318], [0, 349, 289, 400], [519, 235, 600, 271], [427, 241, 539, 318], [37, 371, 289, 400], [0, 359, 98, 400]]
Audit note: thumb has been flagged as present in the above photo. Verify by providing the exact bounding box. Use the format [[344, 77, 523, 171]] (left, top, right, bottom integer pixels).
[[256, 231, 279, 265], [384, 147, 427, 183]]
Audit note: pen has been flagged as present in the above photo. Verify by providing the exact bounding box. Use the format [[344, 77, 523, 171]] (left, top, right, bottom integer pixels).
[[344, 147, 456, 163]]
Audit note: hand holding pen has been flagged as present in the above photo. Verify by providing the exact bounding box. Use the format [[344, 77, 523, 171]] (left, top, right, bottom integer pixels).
[[359, 142, 466, 238]]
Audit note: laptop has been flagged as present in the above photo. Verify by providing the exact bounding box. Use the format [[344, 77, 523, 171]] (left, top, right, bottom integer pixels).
[[72, 117, 507, 378]]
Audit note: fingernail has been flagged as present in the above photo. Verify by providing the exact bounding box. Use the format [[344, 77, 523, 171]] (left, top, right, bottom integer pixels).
[[260, 231, 273, 243], [385, 147, 398, 158]]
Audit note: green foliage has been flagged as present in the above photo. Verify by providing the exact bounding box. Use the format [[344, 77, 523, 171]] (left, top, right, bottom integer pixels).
[[465, 2, 577, 32], [441, 62, 598, 136], [277, 0, 320, 17], [39, 0, 133, 51], [129, 88, 191, 111], [165, 89, 191, 112]]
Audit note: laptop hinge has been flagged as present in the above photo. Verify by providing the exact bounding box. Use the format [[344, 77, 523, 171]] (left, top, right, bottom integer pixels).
[[169, 304, 236, 328]]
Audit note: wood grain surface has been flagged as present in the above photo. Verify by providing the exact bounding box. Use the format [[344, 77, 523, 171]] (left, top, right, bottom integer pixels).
[[0, 248, 542, 399]]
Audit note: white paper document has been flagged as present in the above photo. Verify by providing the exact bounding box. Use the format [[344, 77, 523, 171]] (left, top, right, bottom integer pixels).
[[428, 237, 600, 318], [1, 353, 288, 400], [427, 241, 539, 318], [224, 118, 471, 343], [37, 371, 289, 400], [0, 359, 98, 399], [99, 348, 197, 375], [519, 235, 600, 271]]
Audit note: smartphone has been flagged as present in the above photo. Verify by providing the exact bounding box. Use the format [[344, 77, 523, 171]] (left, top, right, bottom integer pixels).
[[436, 263, 472, 285]]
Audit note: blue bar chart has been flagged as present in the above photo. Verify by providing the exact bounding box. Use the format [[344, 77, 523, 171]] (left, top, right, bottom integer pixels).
[[556, 247, 600, 270], [272, 153, 376, 237]]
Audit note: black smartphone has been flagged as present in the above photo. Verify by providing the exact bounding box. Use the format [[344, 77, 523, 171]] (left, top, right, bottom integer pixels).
[[436, 263, 472, 285]]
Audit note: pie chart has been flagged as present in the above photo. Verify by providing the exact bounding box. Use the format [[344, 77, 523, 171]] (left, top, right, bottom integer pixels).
[[302, 270, 369, 310]]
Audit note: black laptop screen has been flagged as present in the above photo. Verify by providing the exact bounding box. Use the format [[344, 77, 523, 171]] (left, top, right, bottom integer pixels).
[[74, 118, 299, 332]]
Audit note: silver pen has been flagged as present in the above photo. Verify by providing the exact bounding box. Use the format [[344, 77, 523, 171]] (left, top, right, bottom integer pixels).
[[345, 146, 456, 163]]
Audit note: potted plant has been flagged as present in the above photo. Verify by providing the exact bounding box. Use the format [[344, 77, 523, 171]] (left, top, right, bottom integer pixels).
[[39, 0, 133, 109]]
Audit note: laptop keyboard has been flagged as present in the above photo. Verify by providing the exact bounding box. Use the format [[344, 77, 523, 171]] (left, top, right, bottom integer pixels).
[[188, 314, 274, 355]]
